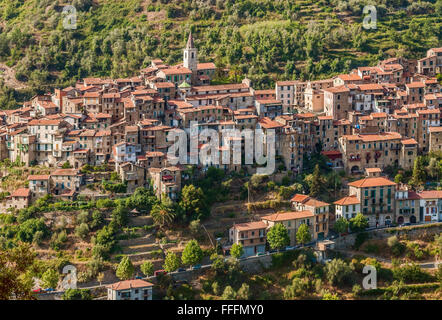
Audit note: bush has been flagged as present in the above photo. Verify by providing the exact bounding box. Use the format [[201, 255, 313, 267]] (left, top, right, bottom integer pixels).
[[222, 285, 236, 299], [325, 259, 354, 287], [393, 264, 434, 284], [352, 284, 362, 297], [140, 261, 154, 277], [62, 288, 92, 300], [284, 278, 310, 299], [75, 223, 90, 240], [388, 236, 405, 257]]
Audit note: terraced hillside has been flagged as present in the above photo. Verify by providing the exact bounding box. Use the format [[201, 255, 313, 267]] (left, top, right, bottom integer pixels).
[[0, 0, 440, 108]]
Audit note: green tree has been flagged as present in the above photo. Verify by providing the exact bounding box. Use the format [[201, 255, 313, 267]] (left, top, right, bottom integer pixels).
[[151, 199, 176, 229], [427, 157, 439, 180], [222, 285, 236, 299], [116, 256, 134, 280], [237, 283, 250, 300], [296, 223, 312, 246], [75, 223, 90, 240], [349, 213, 369, 232], [111, 205, 129, 227], [334, 217, 349, 235], [307, 164, 323, 197], [267, 223, 290, 249], [325, 259, 353, 286], [394, 173, 404, 184], [91, 210, 105, 229], [410, 156, 426, 189], [163, 252, 181, 272], [230, 243, 244, 259], [178, 185, 208, 220], [62, 288, 92, 300], [0, 243, 36, 300], [210, 253, 227, 275], [41, 268, 59, 289], [140, 261, 154, 277], [181, 240, 203, 266]]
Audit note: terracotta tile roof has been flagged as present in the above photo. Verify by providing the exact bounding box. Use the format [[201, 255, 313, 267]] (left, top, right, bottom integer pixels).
[[12, 188, 30, 197], [401, 138, 418, 145], [233, 221, 267, 231], [406, 82, 425, 88], [323, 85, 349, 93], [28, 119, 62, 126], [160, 67, 192, 75], [342, 132, 402, 142], [259, 117, 284, 129], [365, 168, 382, 173], [290, 194, 310, 203], [334, 195, 360, 206], [337, 74, 362, 81], [261, 210, 314, 222], [304, 198, 330, 207], [429, 127, 442, 133], [107, 279, 153, 290], [418, 190, 442, 199], [191, 83, 249, 92], [197, 62, 216, 70], [348, 177, 396, 188], [28, 175, 50, 180], [51, 169, 80, 176]]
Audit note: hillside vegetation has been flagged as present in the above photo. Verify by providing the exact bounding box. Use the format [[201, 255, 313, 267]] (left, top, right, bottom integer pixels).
[[0, 0, 441, 108]]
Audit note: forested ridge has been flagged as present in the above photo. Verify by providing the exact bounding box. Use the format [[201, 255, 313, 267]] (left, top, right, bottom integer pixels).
[[0, 0, 440, 108]]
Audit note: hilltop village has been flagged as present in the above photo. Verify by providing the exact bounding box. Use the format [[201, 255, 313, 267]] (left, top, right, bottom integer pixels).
[[1, 33, 442, 271]]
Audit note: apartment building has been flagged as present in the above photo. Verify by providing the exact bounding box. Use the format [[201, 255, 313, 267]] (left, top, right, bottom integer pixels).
[[107, 279, 153, 301], [261, 211, 314, 246], [290, 194, 330, 240], [229, 221, 267, 257], [347, 177, 397, 227]]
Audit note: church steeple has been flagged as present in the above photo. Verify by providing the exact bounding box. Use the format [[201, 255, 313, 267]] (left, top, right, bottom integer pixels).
[[183, 32, 198, 84], [186, 32, 195, 49]]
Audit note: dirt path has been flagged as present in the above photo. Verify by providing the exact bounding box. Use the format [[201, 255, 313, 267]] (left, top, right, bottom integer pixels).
[[0, 63, 28, 90]]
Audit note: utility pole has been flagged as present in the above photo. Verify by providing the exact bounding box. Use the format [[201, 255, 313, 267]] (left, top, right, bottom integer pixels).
[[201, 223, 214, 248]]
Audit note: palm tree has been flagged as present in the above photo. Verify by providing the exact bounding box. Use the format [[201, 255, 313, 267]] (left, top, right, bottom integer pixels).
[[150, 202, 175, 229]]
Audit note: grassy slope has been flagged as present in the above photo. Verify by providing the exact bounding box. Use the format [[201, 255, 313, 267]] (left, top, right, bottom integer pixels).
[[0, 0, 440, 100]]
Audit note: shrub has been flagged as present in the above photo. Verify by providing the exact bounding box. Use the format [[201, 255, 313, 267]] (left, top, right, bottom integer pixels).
[[352, 284, 362, 297], [140, 261, 154, 277], [75, 223, 90, 240], [325, 259, 354, 287], [393, 264, 433, 283], [221, 286, 236, 299], [284, 278, 310, 299], [62, 288, 92, 300]]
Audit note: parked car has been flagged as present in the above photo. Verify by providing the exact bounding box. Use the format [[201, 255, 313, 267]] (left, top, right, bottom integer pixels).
[[285, 246, 295, 251], [177, 267, 186, 272], [269, 249, 277, 254], [192, 264, 202, 270], [256, 252, 266, 256], [44, 288, 54, 292], [154, 270, 167, 276], [135, 276, 143, 279], [279, 247, 287, 252], [32, 288, 43, 294]]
